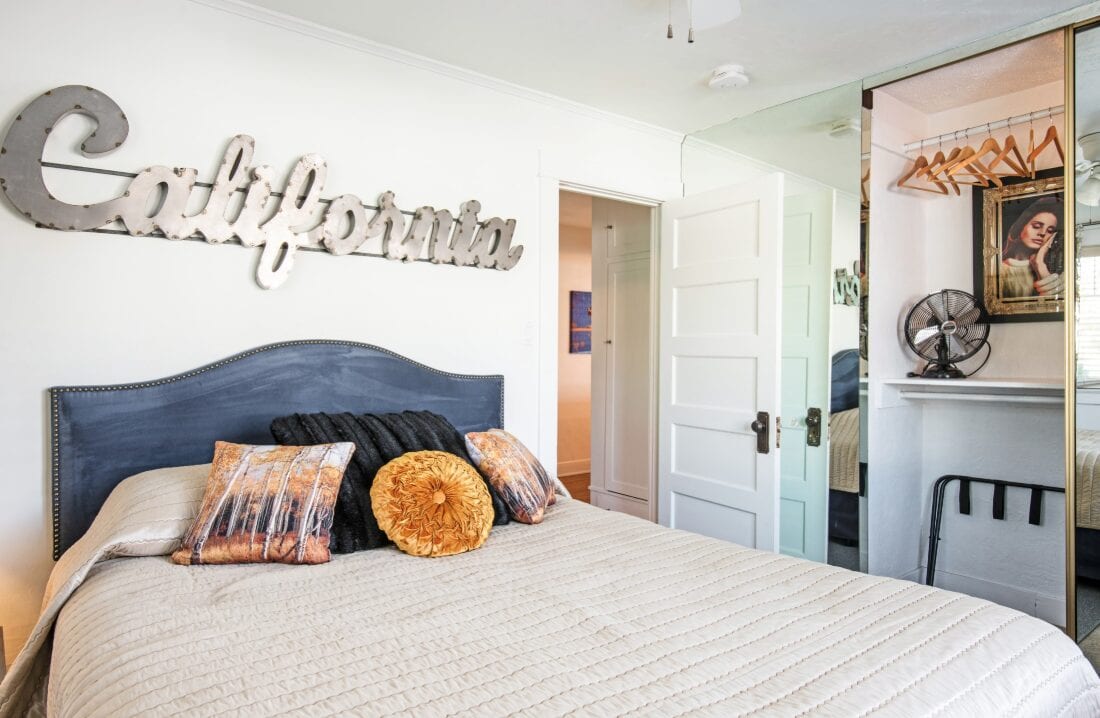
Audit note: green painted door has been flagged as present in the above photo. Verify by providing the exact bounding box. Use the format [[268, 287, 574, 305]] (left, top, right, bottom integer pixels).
[[779, 190, 832, 562]]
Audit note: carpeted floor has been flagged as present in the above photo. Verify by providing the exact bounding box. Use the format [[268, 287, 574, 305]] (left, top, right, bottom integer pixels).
[[1080, 625, 1100, 674], [828, 540, 860, 572]]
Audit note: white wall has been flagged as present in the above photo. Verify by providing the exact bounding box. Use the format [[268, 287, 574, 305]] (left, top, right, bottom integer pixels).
[[557, 220, 592, 476], [867, 90, 928, 581], [0, 0, 685, 660], [682, 138, 838, 199], [868, 83, 1066, 621]]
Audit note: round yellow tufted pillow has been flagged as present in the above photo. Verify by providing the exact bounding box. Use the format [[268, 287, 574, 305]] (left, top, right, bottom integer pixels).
[[371, 450, 494, 557]]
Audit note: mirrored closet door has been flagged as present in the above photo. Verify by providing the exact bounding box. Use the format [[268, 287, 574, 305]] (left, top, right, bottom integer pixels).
[[1074, 19, 1100, 660], [681, 82, 865, 569]]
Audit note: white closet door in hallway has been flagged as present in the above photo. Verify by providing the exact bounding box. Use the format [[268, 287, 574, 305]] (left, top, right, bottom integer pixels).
[[590, 197, 654, 519]]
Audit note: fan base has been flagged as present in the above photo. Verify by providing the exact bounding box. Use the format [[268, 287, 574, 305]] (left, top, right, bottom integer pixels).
[[917, 363, 965, 379]]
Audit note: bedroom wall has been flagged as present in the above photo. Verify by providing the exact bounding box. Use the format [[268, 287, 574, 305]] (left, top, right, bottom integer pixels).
[[557, 221, 592, 476], [0, 0, 684, 660]]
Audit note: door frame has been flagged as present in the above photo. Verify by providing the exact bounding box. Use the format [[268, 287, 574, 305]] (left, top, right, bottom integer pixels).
[[537, 176, 662, 520]]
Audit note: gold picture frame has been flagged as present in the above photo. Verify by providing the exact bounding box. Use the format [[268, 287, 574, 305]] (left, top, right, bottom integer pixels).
[[973, 169, 1065, 322]]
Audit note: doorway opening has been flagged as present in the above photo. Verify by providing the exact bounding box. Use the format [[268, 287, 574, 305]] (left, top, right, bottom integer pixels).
[[557, 189, 656, 519]]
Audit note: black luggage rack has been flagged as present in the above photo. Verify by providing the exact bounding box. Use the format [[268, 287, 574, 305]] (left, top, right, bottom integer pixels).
[[925, 474, 1064, 586]]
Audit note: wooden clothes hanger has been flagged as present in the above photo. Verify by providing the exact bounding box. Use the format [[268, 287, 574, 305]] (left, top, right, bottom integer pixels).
[[984, 125, 1030, 179], [1027, 112, 1065, 167], [918, 142, 961, 195], [897, 142, 948, 194], [947, 127, 1004, 187], [943, 141, 998, 188]]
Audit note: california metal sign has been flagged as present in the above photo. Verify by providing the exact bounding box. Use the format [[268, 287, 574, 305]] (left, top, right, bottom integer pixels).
[[0, 85, 522, 288]]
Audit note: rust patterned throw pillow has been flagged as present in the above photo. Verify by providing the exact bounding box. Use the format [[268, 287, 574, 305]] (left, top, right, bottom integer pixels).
[[371, 451, 494, 557], [172, 441, 355, 566], [464, 429, 554, 524]]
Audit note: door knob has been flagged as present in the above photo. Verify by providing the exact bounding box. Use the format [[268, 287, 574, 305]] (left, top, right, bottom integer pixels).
[[806, 407, 822, 447], [750, 411, 770, 454]]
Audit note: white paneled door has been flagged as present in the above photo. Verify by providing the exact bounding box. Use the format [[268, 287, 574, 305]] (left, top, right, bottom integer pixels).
[[779, 191, 833, 562], [658, 174, 784, 550], [591, 197, 653, 506]]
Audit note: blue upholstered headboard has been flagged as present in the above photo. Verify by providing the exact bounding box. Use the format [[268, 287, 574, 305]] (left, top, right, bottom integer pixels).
[[49, 340, 504, 559], [830, 349, 861, 414]]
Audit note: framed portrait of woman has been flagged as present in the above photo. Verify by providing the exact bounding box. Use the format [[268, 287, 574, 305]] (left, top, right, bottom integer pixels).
[[972, 168, 1065, 323]]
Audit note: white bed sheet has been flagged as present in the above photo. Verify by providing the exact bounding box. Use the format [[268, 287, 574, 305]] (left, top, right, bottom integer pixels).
[[2, 466, 1098, 717]]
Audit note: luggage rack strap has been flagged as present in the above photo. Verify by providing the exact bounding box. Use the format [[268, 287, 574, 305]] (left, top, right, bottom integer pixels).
[[925, 474, 1064, 586]]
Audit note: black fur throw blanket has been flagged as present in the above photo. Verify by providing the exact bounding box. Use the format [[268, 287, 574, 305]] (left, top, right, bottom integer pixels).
[[271, 410, 509, 553]]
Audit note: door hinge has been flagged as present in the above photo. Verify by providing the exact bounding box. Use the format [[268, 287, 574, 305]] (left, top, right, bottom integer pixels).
[[806, 407, 822, 447], [750, 411, 770, 454], [776, 415, 781, 449]]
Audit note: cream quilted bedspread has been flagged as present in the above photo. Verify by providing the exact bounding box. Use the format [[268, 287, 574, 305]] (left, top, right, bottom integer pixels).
[[2, 466, 1099, 717], [1077, 430, 1100, 531], [829, 409, 860, 494]]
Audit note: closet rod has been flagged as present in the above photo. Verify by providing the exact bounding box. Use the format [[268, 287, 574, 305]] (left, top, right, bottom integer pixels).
[[902, 105, 1064, 154]]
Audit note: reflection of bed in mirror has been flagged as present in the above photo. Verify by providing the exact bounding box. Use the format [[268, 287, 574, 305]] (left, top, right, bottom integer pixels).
[[829, 349, 861, 546], [1076, 405, 1100, 582]]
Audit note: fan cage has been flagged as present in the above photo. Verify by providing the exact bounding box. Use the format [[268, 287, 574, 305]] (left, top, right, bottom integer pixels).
[[904, 290, 989, 364]]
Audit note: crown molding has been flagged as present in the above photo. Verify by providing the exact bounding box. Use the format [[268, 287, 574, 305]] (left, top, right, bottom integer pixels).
[[186, 0, 684, 144]]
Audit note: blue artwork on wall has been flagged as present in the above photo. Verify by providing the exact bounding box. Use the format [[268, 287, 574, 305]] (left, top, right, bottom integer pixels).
[[570, 290, 592, 354]]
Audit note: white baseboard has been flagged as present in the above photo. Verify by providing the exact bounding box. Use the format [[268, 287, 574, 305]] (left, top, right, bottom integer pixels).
[[558, 459, 590, 476], [924, 567, 1065, 628]]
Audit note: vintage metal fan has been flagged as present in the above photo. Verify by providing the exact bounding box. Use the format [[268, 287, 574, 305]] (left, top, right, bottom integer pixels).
[[903, 289, 990, 379]]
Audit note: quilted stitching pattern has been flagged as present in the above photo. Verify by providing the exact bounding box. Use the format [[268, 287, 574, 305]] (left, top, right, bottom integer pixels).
[[4, 484, 1100, 717]]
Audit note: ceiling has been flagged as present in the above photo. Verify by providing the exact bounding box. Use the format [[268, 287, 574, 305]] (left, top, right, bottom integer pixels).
[[880, 32, 1064, 114], [244, 0, 1091, 133]]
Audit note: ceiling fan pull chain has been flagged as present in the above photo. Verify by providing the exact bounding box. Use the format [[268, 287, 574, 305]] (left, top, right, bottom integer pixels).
[[688, 0, 695, 43]]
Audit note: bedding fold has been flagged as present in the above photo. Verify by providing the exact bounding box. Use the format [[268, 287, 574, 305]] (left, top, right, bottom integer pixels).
[[3, 464, 1098, 717], [0, 464, 209, 718]]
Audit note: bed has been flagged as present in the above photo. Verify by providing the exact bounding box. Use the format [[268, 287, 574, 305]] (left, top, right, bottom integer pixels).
[[1, 340, 1097, 717], [1075, 430, 1100, 582]]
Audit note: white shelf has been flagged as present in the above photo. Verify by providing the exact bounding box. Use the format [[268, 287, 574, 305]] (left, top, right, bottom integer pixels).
[[879, 377, 1063, 406]]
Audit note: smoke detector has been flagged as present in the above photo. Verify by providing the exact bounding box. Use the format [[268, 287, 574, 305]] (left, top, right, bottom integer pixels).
[[708, 64, 749, 90]]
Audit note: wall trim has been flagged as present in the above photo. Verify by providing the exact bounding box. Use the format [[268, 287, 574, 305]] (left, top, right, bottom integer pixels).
[[558, 459, 591, 477], [186, 0, 684, 144], [927, 567, 1066, 628]]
